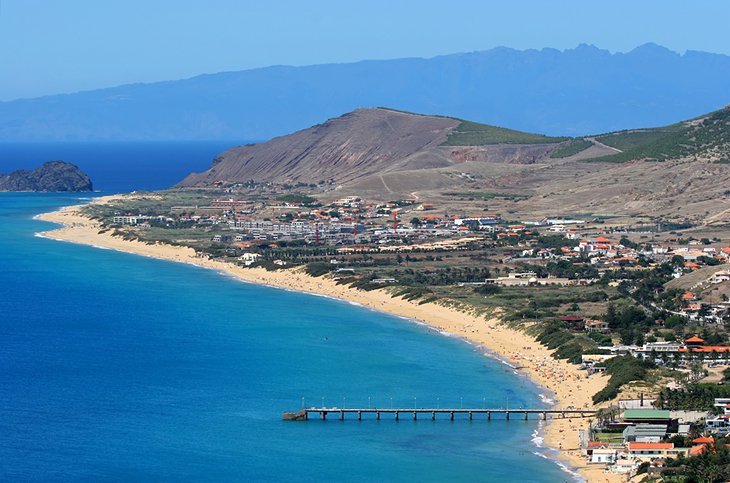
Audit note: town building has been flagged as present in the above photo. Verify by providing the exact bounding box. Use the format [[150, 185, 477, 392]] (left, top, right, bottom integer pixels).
[[239, 253, 261, 266], [622, 424, 667, 443], [626, 442, 689, 460]]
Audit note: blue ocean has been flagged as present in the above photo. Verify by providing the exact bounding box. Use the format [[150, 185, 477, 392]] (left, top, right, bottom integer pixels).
[[0, 143, 572, 481]]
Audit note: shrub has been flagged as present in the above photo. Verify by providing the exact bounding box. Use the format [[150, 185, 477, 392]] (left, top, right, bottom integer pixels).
[[474, 284, 501, 295], [304, 262, 332, 277], [593, 355, 652, 404]]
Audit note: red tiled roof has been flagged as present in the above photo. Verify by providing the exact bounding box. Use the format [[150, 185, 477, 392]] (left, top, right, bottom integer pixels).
[[695, 346, 730, 353], [689, 444, 707, 456], [686, 336, 705, 343], [692, 436, 714, 444], [628, 442, 673, 450]]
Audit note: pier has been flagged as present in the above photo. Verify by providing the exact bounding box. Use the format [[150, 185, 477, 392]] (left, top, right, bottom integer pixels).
[[283, 407, 596, 421]]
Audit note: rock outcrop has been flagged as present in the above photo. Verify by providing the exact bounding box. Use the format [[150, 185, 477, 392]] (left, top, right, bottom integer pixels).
[[0, 161, 93, 192]]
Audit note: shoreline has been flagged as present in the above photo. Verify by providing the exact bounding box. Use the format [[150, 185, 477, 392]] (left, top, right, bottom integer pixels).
[[35, 196, 621, 483]]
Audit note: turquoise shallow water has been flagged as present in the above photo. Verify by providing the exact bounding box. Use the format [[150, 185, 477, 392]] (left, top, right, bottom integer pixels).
[[0, 191, 573, 482]]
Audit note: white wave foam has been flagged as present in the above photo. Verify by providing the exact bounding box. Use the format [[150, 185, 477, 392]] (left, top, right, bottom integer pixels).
[[531, 428, 544, 447], [552, 457, 584, 482], [530, 421, 584, 482], [498, 358, 516, 369], [539, 393, 555, 405]]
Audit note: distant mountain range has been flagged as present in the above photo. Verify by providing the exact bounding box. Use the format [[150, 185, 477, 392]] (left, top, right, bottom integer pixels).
[[1, 43, 730, 141]]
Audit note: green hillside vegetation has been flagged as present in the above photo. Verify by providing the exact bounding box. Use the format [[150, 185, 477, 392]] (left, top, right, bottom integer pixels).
[[589, 108, 730, 162], [550, 138, 593, 158], [597, 128, 682, 152], [275, 193, 317, 204], [442, 120, 567, 146], [593, 355, 653, 403]]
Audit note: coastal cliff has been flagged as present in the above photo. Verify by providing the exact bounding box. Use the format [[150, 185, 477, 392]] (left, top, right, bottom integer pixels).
[[0, 161, 93, 192]]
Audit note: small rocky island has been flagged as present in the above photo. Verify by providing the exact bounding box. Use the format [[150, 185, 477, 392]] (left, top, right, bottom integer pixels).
[[0, 161, 93, 192]]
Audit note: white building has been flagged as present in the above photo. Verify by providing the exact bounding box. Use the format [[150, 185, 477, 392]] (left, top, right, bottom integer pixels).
[[239, 253, 261, 266], [590, 449, 617, 464]]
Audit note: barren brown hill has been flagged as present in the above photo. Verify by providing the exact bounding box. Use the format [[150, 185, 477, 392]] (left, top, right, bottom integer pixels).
[[178, 107, 730, 225], [177, 108, 567, 188], [178, 109, 461, 186]]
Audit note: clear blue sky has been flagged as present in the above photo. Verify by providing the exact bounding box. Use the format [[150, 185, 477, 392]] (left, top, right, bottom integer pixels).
[[1, 0, 729, 101]]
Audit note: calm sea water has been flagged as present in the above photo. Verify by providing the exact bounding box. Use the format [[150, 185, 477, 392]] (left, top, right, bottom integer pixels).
[[0, 144, 573, 482], [0, 141, 245, 192]]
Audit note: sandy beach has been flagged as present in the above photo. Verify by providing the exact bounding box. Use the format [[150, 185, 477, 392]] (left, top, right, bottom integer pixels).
[[36, 197, 623, 483]]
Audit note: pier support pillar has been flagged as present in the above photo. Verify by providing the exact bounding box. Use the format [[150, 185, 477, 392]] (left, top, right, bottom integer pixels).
[[340, 411, 344, 421], [321, 411, 326, 420], [413, 411, 417, 421], [542, 412, 547, 421], [432, 411, 435, 421], [358, 411, 362, 421], [506, 411, 510, 421], [487, 411, 491, 421], [469, 411, 473, 421], [395, 411, 399, 421], [524, 412, 528, 421], [376, 411, 380, 421], [450, 411, 454, 421]]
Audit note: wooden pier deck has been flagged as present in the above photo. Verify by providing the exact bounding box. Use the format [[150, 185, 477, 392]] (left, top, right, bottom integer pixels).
[[283, 407, 596, 421]]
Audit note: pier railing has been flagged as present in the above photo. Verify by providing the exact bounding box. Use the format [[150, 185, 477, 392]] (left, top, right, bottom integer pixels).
[[283, 407, 596, 421]]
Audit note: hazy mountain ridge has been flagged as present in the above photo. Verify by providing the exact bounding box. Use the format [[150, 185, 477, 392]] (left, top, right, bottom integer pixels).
[[2, 44, 730, 141]]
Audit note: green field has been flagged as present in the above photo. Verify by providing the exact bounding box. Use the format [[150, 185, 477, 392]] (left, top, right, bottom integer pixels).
[[596, 128, 681, 152], [549, 138, 593, 158], [442, 120, 567, 146], [83, 189, 219, 219]]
